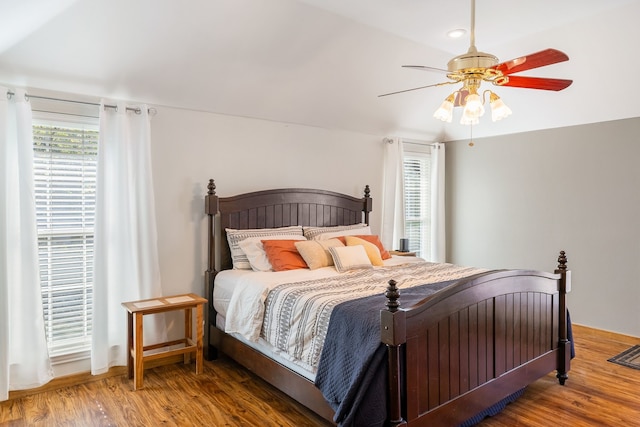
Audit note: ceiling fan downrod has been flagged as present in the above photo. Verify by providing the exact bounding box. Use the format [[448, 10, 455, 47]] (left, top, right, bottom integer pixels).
[[447, 0, 499, 73]]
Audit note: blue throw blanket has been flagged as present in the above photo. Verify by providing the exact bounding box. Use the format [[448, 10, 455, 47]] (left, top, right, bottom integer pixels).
[[315, 280, 457, 426]]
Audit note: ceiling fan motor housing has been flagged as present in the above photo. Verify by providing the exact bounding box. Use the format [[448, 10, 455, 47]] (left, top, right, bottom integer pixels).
[[447, 50, 499, 73]]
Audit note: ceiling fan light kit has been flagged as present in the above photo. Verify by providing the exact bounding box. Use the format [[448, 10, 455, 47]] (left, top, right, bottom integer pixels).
[[381, 0, 572, 127], [433, 88, 511, 124]]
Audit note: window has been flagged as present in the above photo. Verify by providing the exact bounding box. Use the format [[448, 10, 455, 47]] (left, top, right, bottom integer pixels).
[[33, 120, 98, 358], [403, 145, 432, 259]]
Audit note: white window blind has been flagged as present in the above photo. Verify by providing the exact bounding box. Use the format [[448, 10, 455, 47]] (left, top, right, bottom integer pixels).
[[33, 122, 98, 357], [403, 150, 431, 259]]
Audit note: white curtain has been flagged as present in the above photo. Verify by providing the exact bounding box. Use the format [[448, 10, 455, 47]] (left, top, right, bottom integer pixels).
[[0, 88, 53, 400], [91, 102, 165, 375], [430, 142, 446, 262], [380, 138, 405, 251]]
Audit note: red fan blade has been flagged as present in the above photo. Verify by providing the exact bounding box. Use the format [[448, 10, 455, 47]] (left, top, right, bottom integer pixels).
[[492, 48, 569, 76], [402, 65, 448, 73], [500, 76, 573, 91]]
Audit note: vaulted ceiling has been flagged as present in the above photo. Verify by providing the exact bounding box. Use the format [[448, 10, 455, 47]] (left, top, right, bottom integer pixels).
[[1, 0, 638, 141]]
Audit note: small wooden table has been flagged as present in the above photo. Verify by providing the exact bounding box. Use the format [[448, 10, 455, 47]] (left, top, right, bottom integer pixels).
[[389, 250, 417, 257], [121, 293, 208, 390]]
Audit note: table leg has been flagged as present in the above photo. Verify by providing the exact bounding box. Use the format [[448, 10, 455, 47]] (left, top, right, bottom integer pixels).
[[127, 311, 133, 379], [196, 303, 204, 374], [184, 307, 192, 365], [134, 312, 144, 390]]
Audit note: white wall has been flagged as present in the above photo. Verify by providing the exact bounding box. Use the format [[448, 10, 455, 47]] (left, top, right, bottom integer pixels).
[[152, 108, 640, 339], [446, 117, 640, 337], [149, 106, 387, 336]]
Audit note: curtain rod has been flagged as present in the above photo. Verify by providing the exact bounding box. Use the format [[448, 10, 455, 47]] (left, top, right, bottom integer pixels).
[[383, 137, 439, 147], [6, 90, 156, 115]]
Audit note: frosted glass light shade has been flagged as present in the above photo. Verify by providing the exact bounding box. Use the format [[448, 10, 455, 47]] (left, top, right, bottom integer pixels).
[[460, 110, 479, 125], [490, 96, 512, 121], [433, 95, 455, 122], [462, 93, 484, 118]]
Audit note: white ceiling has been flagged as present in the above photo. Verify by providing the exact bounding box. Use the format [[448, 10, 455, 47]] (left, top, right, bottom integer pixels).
[[1, 0, 639, 141]]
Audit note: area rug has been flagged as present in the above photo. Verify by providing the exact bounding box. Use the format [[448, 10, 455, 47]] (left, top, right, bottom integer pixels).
[[608, 345, 640, 370]]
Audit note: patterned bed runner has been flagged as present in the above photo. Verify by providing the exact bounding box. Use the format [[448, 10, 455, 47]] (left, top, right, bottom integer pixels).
[[261, 261, 483, 370]]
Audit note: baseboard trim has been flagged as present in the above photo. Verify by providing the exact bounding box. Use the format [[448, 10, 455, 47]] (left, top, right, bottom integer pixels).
[[7, 354, 185, 401]]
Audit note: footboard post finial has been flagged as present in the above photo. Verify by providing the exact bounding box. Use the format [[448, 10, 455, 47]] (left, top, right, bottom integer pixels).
[[385, 280, 400, 313]]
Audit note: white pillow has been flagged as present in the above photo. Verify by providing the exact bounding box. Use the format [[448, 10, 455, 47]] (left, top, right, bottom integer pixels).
[[303, 223, 368, 240], [316, 226, 372, 240], [328, 245, 373, 273], [226, 225, 303, 269], [239, 235, 307, 272]]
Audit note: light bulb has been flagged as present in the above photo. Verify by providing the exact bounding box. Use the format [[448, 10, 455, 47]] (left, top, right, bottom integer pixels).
[[462, 93, 485, 118], [460, 110, 479, 125]]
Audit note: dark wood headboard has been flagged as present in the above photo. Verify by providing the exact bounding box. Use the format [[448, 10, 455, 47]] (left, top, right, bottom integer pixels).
[[205, 178, 372, 273], [203, 179, 372, 356]]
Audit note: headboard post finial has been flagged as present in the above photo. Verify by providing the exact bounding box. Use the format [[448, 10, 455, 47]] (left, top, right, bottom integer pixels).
[[207, 179, 216, 196], [557, 250, 567, 271], [364, 184, 370, 199], [385, 280, 400, 313]]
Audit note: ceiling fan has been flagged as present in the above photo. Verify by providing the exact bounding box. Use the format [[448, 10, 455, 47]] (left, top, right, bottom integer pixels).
[[379, 0, 573, 125]]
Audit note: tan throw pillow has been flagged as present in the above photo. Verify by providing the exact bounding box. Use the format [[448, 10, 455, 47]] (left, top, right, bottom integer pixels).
[[345, 235, 384, 266], [351, 235, 391, 260], [295, 238, 344, 270], [328, 245, 373, 273]]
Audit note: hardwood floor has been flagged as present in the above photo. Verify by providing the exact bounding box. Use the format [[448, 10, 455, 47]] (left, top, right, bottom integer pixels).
[[1, 324, 639, 426], [479, 324, 640, 426]]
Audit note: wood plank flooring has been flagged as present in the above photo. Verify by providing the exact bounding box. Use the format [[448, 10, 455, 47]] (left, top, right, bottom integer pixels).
[[1, 324, 639, 426], [479, 324, 640, 426]]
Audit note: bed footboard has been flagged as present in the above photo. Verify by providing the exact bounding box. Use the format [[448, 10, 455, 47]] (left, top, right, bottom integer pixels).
[[381, 252, 571, 426]]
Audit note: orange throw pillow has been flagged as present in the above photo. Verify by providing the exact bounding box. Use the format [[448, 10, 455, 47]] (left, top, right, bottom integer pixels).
[[352, 235, 391, 260], [261, 240, 308, 271]]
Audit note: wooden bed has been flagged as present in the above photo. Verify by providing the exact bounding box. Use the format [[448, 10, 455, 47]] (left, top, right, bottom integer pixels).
[[203, 179, 572, 426]]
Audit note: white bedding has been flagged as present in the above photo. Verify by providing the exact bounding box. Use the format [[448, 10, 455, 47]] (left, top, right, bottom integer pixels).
[[213, 255, 425, 341]]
